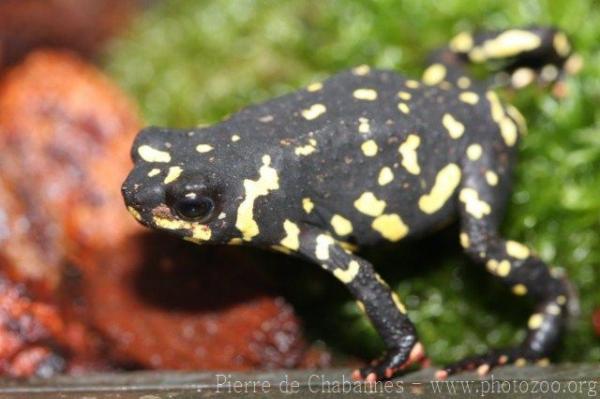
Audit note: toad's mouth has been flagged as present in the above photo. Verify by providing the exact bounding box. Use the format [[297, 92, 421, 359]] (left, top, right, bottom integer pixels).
[[150, 205, 212, 242]]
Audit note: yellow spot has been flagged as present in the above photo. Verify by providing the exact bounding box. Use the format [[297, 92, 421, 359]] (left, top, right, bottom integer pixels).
[[271, 245, 292, 254], [259, 115, 274, 123], [556, 295, 567, 305], [333, 260, 360, 283], [354, 192, 386, 217], [418, 163, 462, 214], [356, 301, 366, 312], [154, 216, 212, 241], [541, 63, 559, 82], [486, 91, 504, 121], [486, 259, 509, 276], [295, 143, 316, 156], [459, 232, 470, 248], [553, 32, 571, 57], [505, 104, 527, 135], [506, 240, 530, 259], [302, 103, 327, 120], [307, 82, 323, 92], [397, 91, 412, 100], [225, 238, 241, 246], [442, 113, 465, 139], [352, 65, 370, 75], [422, 63, 447, 85], [163, 166, 182, 184], [450, 32, 474, 52], [486, 91, 517, 146], [511, 67, 536, 88], [398, 103, 410, 114], [391, 292, 407, 314], [228, 238, 243, 246], [377, 167, 394, 186], [358, 117, 370, 134], [148, 168, 161, 177], [459, 188, 491, 219], [231, 134, 240, 142], [499, 117, 518, 146], [191, 224, 212, 241], [537, 358, 550, 367], [480, 29, 542, 59], [459, 91, 479, 104], [280, 219, 300, 251], [153, 217, 189, 231], [353, 88, 378, 101], [361, 140, 378, 156], [235, 155, 279, 241], [486, 259, 498, 273], [302, 197, 314, 214], [405, 80, 420, 89], [196, 144, 214, 153], [515, 358, 527, 367], [315, 234, 335, 260], [331, 214, 353, 236], [138, 145, 171, 163], [340, 241, 358, 253], [127, 206, 142, 222], [512, 284, 528, 296], [486, 91, 518, 147], [466, 144, 482, 161], [372, 214, 409, 242], [468, 47, 487, 63], [457, 76, 471, 89], [547, 303, 561, 315], [496, 260, 511, 277], [565, 53, 584, 75], [398, 134, 421, 175], [485, 170, 499, 186], [528, 313, 544, 330]]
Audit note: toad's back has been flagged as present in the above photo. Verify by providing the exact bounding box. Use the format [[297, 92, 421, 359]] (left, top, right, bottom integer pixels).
[[221, 67, 519, 245]]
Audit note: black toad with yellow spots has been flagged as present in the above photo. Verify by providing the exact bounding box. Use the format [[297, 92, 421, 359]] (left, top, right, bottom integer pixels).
[[122, 27, 580, 381]]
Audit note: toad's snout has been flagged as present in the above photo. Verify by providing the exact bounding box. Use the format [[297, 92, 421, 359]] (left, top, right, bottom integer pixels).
[[121, 169, 166, 221]]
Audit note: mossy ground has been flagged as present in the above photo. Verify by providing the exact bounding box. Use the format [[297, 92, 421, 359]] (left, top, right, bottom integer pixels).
[[105, 0, 600, 365]]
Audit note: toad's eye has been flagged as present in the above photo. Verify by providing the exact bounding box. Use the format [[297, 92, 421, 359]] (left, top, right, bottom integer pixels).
[[173, 195, 214, 222]]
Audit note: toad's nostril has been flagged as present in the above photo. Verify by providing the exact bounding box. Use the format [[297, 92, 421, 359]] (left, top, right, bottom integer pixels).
[[121, 177, 134, 204], [129, 185, 165, 210], [121, 168, 166, 210]]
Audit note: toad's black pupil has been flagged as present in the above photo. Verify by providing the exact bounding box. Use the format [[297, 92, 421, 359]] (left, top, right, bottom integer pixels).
[[175, 196, 214, 221]]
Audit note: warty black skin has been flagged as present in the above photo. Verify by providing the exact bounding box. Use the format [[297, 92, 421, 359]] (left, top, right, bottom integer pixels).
[[122, 27, 576, 381]]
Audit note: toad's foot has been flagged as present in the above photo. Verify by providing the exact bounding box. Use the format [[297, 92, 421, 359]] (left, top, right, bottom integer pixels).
[[352, 342, 425, 382], [435, 347, 548, 380]]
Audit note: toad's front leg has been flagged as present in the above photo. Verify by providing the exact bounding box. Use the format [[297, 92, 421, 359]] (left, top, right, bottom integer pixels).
[[289, 225, 424, 381]]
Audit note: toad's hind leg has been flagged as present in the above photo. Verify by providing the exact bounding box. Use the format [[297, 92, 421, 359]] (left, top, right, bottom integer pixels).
[[437, 156, 573, 379], [425, 27, 574, 89], [291, 225, 425, 381]]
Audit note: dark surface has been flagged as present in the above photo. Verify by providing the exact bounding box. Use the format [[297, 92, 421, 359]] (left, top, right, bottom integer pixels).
[[0, 365, 598, 398]]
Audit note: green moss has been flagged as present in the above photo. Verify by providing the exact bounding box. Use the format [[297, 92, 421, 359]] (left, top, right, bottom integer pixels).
[[105, 0, 600, 364]]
